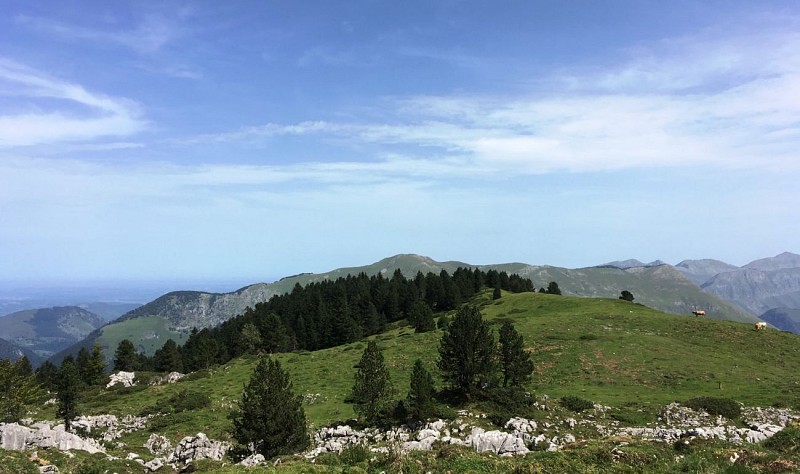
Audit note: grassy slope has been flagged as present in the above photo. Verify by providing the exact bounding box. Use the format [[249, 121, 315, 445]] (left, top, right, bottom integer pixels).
[[53, 291, 800, 448]]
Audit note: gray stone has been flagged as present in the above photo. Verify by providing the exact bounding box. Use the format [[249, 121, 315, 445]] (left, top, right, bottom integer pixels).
[[145, 433, 172, 455], [144, 457, 164, 471], [468, 430, 529, 456], [238, 453, 265, 467], [167, 432, 229, 464], [106, 371, 136, 388]]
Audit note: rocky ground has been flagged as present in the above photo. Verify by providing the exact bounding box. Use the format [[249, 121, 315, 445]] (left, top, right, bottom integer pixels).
[[3, 392, 798, 472]]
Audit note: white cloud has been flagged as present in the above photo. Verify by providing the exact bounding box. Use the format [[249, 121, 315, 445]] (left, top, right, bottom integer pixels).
[[179, 24, 800, 175], [0, 59, 146, 147]]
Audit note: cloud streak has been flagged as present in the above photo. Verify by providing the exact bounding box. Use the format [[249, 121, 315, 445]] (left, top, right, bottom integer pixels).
[[15, 14, 181, 54], [0, 59, 146, 147], [178, 25, 800, 175]]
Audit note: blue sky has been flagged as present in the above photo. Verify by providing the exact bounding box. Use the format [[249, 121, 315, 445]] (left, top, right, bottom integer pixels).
[[1, 0, 799, 284]]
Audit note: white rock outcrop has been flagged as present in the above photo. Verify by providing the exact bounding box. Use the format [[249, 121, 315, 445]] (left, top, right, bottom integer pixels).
[[167, 432, 230, 465], [106, 371, 136, 388], [0, 422, 105, 454]]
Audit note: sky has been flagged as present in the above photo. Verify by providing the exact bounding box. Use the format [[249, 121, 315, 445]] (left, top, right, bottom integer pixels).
[[1, 0, 799, 285]]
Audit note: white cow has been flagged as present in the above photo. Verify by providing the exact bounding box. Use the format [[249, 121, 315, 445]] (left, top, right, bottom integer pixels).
[[754, 322, 767, 331]]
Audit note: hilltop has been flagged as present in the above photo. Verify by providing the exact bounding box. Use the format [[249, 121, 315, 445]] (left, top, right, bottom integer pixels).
[[0, 306, 105, 360], [52, 254, 760, 364]]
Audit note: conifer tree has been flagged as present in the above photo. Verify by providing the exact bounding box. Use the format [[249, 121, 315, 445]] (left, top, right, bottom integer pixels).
[[438, 305, 497, 397], [56, 356, 80, 431], [409, 301, 435, 333], [546, 281, 562, 295], [407, 359, 435, 421], [154, 339, 183, 373], [114, 339, 138, 371], [498, 320, 534, 387], [230, 357, 309, 458], [35, 361, 60, 391], [349, 341, 393, 424], [238, 322, 262, 355], [84, 343, 107, 385], [0, 358, 42, 422]]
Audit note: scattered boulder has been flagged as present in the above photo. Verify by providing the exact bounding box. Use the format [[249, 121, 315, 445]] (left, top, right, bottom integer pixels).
[[468, 430, 529, 456], [144, 457, 164, 472], [145, 433, 173, 455], [238, 453, 265, 467], [106, 371, 136, 388], [150, 372, 185, 385], [167, 432, 230, 465]]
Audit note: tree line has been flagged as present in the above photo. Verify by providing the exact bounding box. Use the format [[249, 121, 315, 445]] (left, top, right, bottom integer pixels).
[[108, 268, 539, 373]]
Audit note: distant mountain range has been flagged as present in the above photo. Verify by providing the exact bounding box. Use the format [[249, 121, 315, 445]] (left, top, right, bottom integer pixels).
[[52, 253, 777, 364], [0, 336, 41, 364], [0, 306, 105, 360]]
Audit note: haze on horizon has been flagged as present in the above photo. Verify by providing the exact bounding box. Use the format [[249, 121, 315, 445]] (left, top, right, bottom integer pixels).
[[2, 1, 799, 283]]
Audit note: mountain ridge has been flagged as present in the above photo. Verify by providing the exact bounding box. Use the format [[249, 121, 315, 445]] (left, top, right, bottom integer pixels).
[[0, 306, 105, 360]]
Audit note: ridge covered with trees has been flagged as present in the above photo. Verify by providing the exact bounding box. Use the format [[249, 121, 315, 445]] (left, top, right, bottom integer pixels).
[[134, 268, 536, 372]]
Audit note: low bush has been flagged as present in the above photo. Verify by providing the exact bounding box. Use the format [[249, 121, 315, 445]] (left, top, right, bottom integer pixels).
[[684, 397, 741, 420], [560, 395, 594, 412], [764, 425, 800, 454]]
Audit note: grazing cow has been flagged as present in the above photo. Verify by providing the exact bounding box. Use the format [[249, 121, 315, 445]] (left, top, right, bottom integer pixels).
[[692, 310, 706, 317], [755, 322, 767, 331]]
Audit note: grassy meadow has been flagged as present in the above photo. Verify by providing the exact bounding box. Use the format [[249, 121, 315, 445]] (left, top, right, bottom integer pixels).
[[13, 290, 800, 472]]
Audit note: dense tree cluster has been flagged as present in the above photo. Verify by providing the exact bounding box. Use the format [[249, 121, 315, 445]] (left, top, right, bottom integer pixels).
[[170, 268, 534, 371], [439, 305, 534, 397]]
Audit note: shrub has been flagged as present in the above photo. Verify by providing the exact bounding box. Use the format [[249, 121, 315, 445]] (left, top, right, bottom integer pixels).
[[168, 388, 211, 412], [437, 315, 450, 330], [684, 397, 741, 420], [764, 425, 800, 454], [560, 395, 594, 412]]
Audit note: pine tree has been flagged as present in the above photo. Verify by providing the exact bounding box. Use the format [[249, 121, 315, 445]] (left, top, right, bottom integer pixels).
[[85, 343, 107, 385], [76, 347, 91, 385], [0, 358, 42, 422], [407, 359, 435, 421], [438, 305, 497, 397], [409, 301, 435, 333], [546, 281, 562, 295], [619, 290, 635, 302], [498, 320, 534, 387], [238, 322, 262, 355], [349, 341, 393, 424], [114, 339, 138, 371], [35, 361, 60, 392], [154, 339, 183, 373], [230, 357, 309, 458], [56, 356, 80, 431]]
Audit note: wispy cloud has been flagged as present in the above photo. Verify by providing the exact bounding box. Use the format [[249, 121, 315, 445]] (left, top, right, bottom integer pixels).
[[15, 14, 181, 54], [0, 59, 146, 147], [182, 24, 800, 175]]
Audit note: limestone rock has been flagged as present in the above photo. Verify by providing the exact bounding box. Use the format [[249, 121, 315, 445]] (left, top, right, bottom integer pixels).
[[106, 371, 136, 388], [145, 433, 172, 455], [468, 430, 529, 456], [144, 457, 164, 471], [167, 432, 229, 464], [238, 453, 265, 467]]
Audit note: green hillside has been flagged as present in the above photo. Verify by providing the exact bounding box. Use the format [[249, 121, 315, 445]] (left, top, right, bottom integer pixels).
[[60, 291, 800, 441], [11, 291, 800, 473]]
